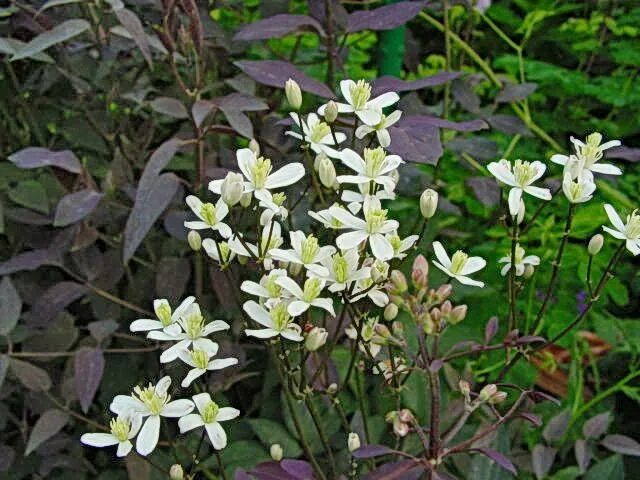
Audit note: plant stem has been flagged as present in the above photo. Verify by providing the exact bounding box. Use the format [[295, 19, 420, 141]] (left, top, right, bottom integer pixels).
[[215, 450, 229, 480], [305, 396, 338, 478], [508, 217, 519, 332]]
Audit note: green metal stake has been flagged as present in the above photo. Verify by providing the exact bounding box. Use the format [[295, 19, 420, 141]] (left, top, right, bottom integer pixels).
[[377, 0, 406, 78]]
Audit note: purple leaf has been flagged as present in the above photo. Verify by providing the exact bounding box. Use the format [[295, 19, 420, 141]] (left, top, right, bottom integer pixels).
[[192, 100, 217, 128], [26, 281, 88, 327], [467, 177, 500, 207], [347, 1, 427, 33], [387, 124, 442, 165], [519, 412, 542, 427], [543, 409, 570, 442], [235, 60, 336, 99], [155, 257, 191, 303], [574, 439, 592, 473], [362, 460, 425, 479], [352, 445, 393, 459], [486, 115, 531, 136], [397, 114, 487, 132], [308, 0, 349, 27], [451, 78, 480, 113], [474, 448, 517, 475], [74, 348, 104, 413], [0, 277, 21, 336], [113, 6, 152, 67], [0, 249, 61, 276], [234, 14, 324, 41], [150, 97, 189, 119], [495, 82, 538, 103], [516, 335, 545, 345], [88, 320, 119, 344], [281, 459, 314, 479], [447, 137, 498, 160], [532, 445, 556, 480], [9, 147, 82, 173], [429, 359, 444, 372], [25, 409, 69, 456], [54, 189, 103, 227], [10, 358, 52, 391], [528, 390, 560, 405], [371, 72, 461, 96], [216, 93, 269, 112], [583, 412, 610, 439], [234, 469, 253, 480], [601, 434, 640, 456], [250, 461, 298, 480], [484, 316, 499, 343], [606, 146, 640, 162]]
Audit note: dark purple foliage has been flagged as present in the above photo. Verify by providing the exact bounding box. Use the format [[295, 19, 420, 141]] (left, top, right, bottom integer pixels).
[[234, 14, 324, 41], [347, 1, 428, 33]]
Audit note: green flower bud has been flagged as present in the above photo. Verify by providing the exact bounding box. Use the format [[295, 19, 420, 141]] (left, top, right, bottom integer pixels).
[[270, 443, 283, 461], [285, 78, 302, 110], [588, 234, 604, 256], [188, 230, 202, 251], [420, 189, 438, 219]]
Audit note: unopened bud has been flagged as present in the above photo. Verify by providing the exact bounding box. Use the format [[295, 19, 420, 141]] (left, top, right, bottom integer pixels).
[[588, 234, 603, 256], [411, 255, 429, 289], [240, 191, 252, 208], [398, 409, 413, 423], [391, 320, 403, 337], [237, 255, 248, 265], [435, 284, 452, 301], [285, 78, 302, 110], [270, 444, 283, 461], [348, 432, 361, 452], [384, 303, 398, 321], [429, 307, 441, 324], [319, 157, 336, 188], [393, 419, 409, 437], [187, 230, 202, 251], [169, 464, 184, 480], [516, 199, 526, 225], [288, 262, 303, 276], [440, 300, 452, 316], [327, 383, 338, 394], [374, 323, 391, 339], [324, 101, 338, 123], [449, 305, 467, 325], [305, 326, 328, 352], [420, 189, 438, 219], [479, 384, 498, 402], [390, 270, 408, 294], [523, 264, 535, 279], [221, 172, 244, 206], [249, 138, 260, 155], [488, 391, 508, 404], [459, 380, 471, 397]]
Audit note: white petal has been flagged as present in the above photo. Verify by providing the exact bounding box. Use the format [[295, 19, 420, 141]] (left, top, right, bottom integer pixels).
[[550, 154, 568, 166], [245, 328, 279, 339], [311, 298, 336, 316], [356, 108, 382, 126], [432, 260, 452, 278], [603, 225, 626, 240], [377, 129, 391, 148], [185, 195, 203, 218], [369, 92, 400, 109], [136, 416, 160, 456], [460, 256, 486, 275], [604, 204, 625, 232], [276, 276, 305, 298], [340, 149, 366, 174], [508, 188, 523, 216], [432, 241, 451, 269], [281, 328, 304, 342], [116, 441, 133, 457], [81, 433, 118, 448], [236, 149, 255, 182], [205, 422, 228, 450], [241, 281, 270, 298], [160, 339, 191, 363], [626, 239, 640, 256], [265, 163, 306, 189], [208, 358, 239, 370], [287, 300, 310, 317], [455, 275, 485, 288], [355, 125, 374, 139], [162, 399, 194, 418], [181, 368, 206, 388], [487, 162, 516, 186], [178, 413, 204, 433], [340, 79, 355, 104], [369, 233, 394, 261], [336, 230, 369, 250], [192, 392, 212, 413], [589, 163, 622, 175], [243, 301, 274, 328], [130, 319, 162, 332], [524, 186, 552, 201], [216, 407, 241, 422]]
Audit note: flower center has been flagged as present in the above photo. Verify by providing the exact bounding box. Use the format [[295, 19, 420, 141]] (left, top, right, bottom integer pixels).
[[309, 121, 331, 143], [155, 301, 172, 327], [300, 235, 320, 264], [388, 234, 402, 254], [350, 80, 371, 110], [333, 253, 349, 283], [364, 147, 387, 177], [110, 417, 131, 442], [201, 401, 219, 424], [270, 303, 291, 331], [183, 310, 205, 339], [365, 208, 388, 233], [261, 233, 282, 255], [361, 317, 377, 342], [514, 245, 525, 264], [625, 211, 640, 239], [190, 349, 209, 369], [449, 251, 468, 275], [218, 242, 231, 262], [512, 160, 538, 186], [302, 278, 322, 302], [579, 132, 604, 165], [133, 384, 168, 415], [200, 203, 217, 225], [567, 179, 583, 200], [272, 192, 286, 207], [251, 157, 272, 189]]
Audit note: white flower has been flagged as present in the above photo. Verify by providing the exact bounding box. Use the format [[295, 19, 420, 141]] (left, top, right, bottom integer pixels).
[[241, 269, 290, 308], [355, 110, 401, 147], [276, 276, 335, 317], [81, 414, 142, 457], [184, 196, 232, 238], [337, 147, 403, 193], [498, 244, 540, 276], [562, 167, 596, 204], [551, 133, 622, 175], [130, 296, 195, 336], [147, 303, 230, 363], [350, 277, 389, 307], [177, 349, 238, 387], [110, 376, 194, 456], [373, 357, 408, 381], [341, 185, 395, 214], [432, 241, 486, 287], [202, 239, 236, 264], [345, 317, 382, 357], [228, 221, 283, 268], [286, 113, 345, 158], [308, 204, 351, 230], [386, 232, 418, 260], [270, 231, 336, 271], [602, 204, 640, 255], [259, 192, 289, 225], [318, 79, 399, 126], [178, 393, 240, 450], [487, 159, 552, 216], [243, 301, 304, 341], [209, 149, 304, 209], [330, 197, 399, 261], [307, 249, 370, 292]]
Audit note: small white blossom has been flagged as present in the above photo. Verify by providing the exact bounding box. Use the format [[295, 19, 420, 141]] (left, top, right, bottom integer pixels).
[[487, 159, 551, 216], [270, 231, 336, 272], [243, 301, 304, 341], [432, 241, 486, 288], [386, 232, 418, 260], [184, 196, 232, 238], [355, 110, 401, 147], [228, 221, 284, 269], [308, 204, 351, 229], [81, 414, 142, 457], [350, 277, 389, 307], [130, 297, 195, 336], [602, 204, 640, 255], [202, 239, 236, 264], [341, 185, 395, 214], [178, 393, 240, 450], [551, 132, 622, 175], [345, 317, 383, 357], [276, 276, 335, 317], [562, 169, 596, 204], [110, 376, 194, 456], [307, 249, 371, 292], [337, 147, 403, 193], [177, 349, 238, 388], [287, 113, 345, 158], [498, 244, 540, 276], [241, 269, 290, 308]]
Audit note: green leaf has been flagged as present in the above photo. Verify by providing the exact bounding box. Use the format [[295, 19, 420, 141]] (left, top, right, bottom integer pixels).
[[0, 277, 21, 335], [247, 418, 303, 458], [215, 440, 269, 477], [11, 19, 90, 61], [25, 409, 69, 455], [585, 454, 624, 480], [8, 180, 49, 214]]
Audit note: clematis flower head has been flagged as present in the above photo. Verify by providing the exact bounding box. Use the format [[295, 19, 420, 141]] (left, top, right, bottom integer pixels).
[[287, 113, 345, 158], [355, 110, 402, 147], [184, 196, 232, 238], [487, 159, 551, 216], [81, 414, 142, 457], [130, 296, 195, 336], [602, 204, 640, 255], [552, 132, 622, 175], [178, 393, 240, 450], [432, 241, 486, 287], [498, 244, 540, 276], [243, 301, 304, 342], [337, 147, 403, 193], [177, 348, 238, 387]]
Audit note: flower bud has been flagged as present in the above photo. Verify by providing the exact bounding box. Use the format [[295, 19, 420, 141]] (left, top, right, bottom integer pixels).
[[389, 270, 408, 294], [221, 172, 244, 206], [285, 78, 302, 110], [305, 327, 328, 352], [435, 284, 452, 302], [420, 189, 438, 219], [411, 255, 429, 289], [319, 157, 336, 188], [270, 443, 283, 461], [240, 191, 252, 208], [170, 464, 184, 480], [441, 300, 452, 316], [249, 138, 260, 155], [384, 303, 398, 321], [327, 383, 338, 394], [288, 262, 303, 276], [448, 305, 467, 325], [187, 230, 202, 251], [523, 264, 535, 279], [393, 419, 410, 437], [374, 323, 391, 339], [237, 254, 248, 265], [516, 199, 526, 225], [588, 234, 604, 256], [324, 101, 338, 123], [398, 409, 414, 423], [348, 432, 361, 452], [488, 391, 508, 404], [429, 307, 441, 324], [459, 380, 471, 397], [391, 320, 404, 337], [479, 384, 497, 402]]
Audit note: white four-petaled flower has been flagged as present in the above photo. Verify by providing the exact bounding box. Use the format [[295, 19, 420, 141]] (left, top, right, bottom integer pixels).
[[355, 110, 402, 147], [130, 296, 195, 336], [431, 241, 486, 287], [498, 244, 540, 276], [337, 147, 403, 193], [551, 133, 622, 176], [81, 414, 142, 457], [177, 349, 238, 387], [287, 113, 345, 158], [243, 301, 304, 341], [178, 393, 240, 450], [487, 159, 552, 216], [184, 196, 232, 238], [602, 204, 640, 255]]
